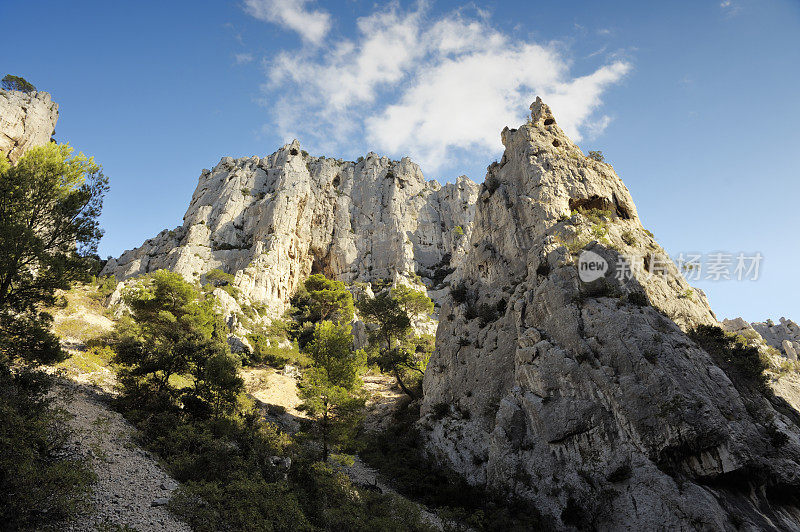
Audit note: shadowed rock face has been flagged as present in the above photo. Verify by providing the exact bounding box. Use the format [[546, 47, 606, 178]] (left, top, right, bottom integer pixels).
[[0, 90, 58, 163], [421, 98, 800, 530], [102, 143, 479, 317]]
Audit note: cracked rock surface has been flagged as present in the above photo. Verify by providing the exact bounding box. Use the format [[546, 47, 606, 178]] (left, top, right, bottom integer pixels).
[[0, 89, 58, 163], [102, 144, 479, 319], [421, 98, 800, 530]]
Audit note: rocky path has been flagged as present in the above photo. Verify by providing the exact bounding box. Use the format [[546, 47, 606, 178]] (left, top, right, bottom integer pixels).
[[54, 380, 190, 532]]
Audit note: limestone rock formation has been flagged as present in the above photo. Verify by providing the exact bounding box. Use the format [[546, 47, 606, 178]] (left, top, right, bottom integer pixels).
[[0, 89, 58, 163], [421, 98, 800, 529], [102, 142, 479, 319], [755, 318, 800, 361]]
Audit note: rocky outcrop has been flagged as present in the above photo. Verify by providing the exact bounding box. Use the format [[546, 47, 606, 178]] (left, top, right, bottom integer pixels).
[[724, 317, 800, 362], [0, 90, 58, 163], [421, 98, 800, 529], [102, 143, 479, 318]]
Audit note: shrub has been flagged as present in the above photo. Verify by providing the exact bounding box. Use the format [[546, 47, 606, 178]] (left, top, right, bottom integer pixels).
[[627, 291, 649, 307], [2, 74, 36, 92], [92, 275, 118, 301], [689, 325, 769, 391], [204, 268, 235, 287], [621, 230, 637, 246], [587, 150, 605, 162], [453, 225, 465, 237], [450, 282, 468, 304], [0, 367, 95, 528], [478, 303, 500, 327]]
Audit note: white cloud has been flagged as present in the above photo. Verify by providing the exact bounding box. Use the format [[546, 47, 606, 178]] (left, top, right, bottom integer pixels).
[[235, 53, 254, 64], [243, 0, 331, 46], [262, 3, 631, 173]]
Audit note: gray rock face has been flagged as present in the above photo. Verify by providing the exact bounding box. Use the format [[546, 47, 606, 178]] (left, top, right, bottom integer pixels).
[[0, 90, 58, 163], [755, 318, 800, 362], [421, 98, 800, 529], [102, 141, 479, 318]]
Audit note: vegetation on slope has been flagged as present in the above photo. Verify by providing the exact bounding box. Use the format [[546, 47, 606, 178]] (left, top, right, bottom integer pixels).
[[0, 143, 107, 528]]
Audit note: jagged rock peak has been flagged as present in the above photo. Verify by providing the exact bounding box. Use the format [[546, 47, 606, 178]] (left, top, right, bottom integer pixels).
[[0, 89, 58, 163], [421, 98, 800, 529], [102, 142, 480, 320]]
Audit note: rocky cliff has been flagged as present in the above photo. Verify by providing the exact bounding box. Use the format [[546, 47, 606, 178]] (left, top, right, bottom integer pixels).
[[724, 317, 800, 362], [421, 98, 800, 529], [0, 89, 58, 163], [102, 142, 479, 319]]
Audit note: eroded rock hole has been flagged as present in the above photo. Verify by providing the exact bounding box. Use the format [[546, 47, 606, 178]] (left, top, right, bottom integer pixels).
[[552, 139, 561, 147], [332, 175, 340, 187], [569, 196, 612, 212], [544, 118, 555, 126], [290, 148, 298, 156]]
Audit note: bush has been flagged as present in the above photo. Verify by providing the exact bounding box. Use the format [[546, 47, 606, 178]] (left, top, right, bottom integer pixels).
[[689, 325, 769, 391], [0, 367, 95, 528], [169, 477, 308, 531], [450, 282, 468, 304], [478, 303, 500, 327], [2, 74, 36, 92], [627, 291, 649, 307], [204, 268, 235, 287], [587, 150, 604, 162], [92, 275, 118, 302]]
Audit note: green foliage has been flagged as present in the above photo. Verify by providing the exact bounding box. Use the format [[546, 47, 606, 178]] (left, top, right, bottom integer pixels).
[[621, 230, 637, 246], [587, 150, 605, 162], [453, 225, 465, 236], [246, 333, 308, 368], [689, 325, 769, 391], [291, 274, 354, 326], [307, 321, 365, 390], [299, 366, 365, 462], [169, 477, 310, 531], [571, 207, 614, 224], [450, 282, 469, 304], [204, 268, 235, 287], [2, 74, 36, 92], [114, 270, 243, 417], [390, 285, 434, 319], [0, 143, 106, 530], [91, 275, 118, 302], [241, 187, 251, 196], [356, 291, 428, 398], [0, 367, 95, 528], [299, 320, 366, 460], [0, 143, 108, 365]]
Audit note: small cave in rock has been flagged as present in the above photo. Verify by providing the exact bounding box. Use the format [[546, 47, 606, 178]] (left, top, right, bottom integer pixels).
[[552, 139, 561, 147], [570, 196, 611, 212], [290, 148, 298, 156], [332, 175, 340, 187], [569, 195, 631, 220], [544, 118, 556, 126], [310, 257, 327, 276]]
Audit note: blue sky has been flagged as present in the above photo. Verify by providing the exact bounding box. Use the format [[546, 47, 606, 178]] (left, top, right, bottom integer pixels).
[[2, 0, 798, 321]]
